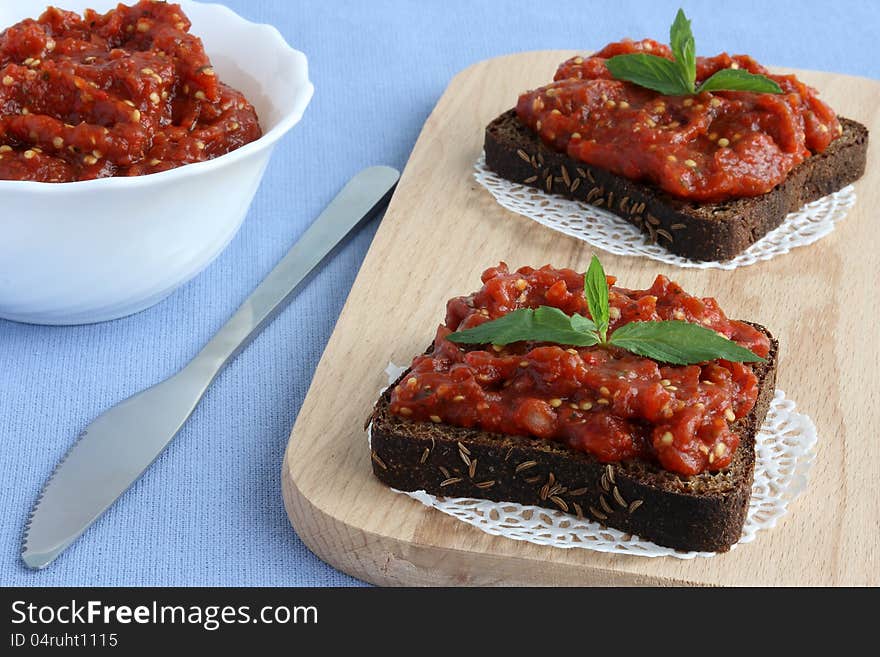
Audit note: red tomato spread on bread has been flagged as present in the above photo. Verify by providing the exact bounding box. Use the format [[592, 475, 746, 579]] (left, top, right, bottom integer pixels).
[[389, 264, 771, 476], [516, 40, 841, 201]]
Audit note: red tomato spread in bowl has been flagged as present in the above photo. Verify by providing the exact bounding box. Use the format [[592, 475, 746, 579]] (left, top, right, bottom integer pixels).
[[0, 0, 261, 182], [516, 40, 841, 201], [389, 264, 771, 476]]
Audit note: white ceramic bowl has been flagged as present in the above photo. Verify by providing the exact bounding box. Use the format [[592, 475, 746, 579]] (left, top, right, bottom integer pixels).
[[0, 1, 314, 324]]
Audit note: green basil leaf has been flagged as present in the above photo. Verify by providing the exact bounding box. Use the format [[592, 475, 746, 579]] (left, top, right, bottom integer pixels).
[[447, 307, 599, 347], [534, 306, 598, 339], [697, 68, 782, 94], [605, 53, 691, 96], [608, 320, 766, 365], [669, 8, 696, 93], [571, 313, 598, 334], [584, 255, 610, 342]]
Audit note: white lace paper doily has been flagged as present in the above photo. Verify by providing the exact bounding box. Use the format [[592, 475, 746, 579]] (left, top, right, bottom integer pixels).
[[474, 153, 855, 270], [373, 363, 817, 559]]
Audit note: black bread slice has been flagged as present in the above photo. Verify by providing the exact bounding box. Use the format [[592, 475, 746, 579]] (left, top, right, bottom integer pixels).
[[369, 324, 777, 553], [484, 109, 868, 261]]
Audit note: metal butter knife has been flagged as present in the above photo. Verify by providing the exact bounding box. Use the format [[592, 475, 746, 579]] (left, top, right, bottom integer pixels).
[[21, 165, 400, 569]]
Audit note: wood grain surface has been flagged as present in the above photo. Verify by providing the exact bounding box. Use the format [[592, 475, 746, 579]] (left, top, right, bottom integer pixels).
[[282, 51, 879, 586]]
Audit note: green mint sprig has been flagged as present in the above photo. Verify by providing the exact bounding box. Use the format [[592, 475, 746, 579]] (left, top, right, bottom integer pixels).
[[446, 307, 599, 347], [604, 9, 782, 96], [584, 256, 609, 342], [447, 255, 765, 366]]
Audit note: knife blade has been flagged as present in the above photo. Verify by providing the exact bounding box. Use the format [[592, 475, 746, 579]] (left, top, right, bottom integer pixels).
[[21, 165, 400, 569]]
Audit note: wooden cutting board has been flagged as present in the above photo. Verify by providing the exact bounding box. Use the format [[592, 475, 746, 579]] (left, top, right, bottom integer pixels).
[[282, 51, 880, 586]]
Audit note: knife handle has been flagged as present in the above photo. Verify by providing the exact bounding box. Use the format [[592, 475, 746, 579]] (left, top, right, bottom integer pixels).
[[180, 166, 399, 389]]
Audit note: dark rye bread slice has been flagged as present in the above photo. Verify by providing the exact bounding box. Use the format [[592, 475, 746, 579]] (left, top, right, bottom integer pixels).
[[369, 323, 777, 553], [484, 109, 868, 261]]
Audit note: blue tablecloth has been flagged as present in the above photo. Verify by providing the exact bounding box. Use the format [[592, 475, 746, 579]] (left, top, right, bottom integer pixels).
[[2, 0, 877, 587]]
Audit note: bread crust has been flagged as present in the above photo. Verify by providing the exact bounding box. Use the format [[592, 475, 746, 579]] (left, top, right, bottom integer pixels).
[[369, 324, 778, 553], [484, 110, 868, 261]]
